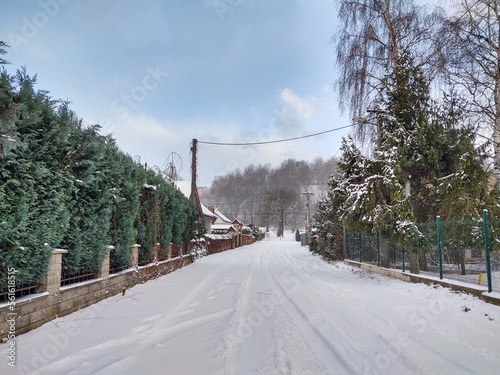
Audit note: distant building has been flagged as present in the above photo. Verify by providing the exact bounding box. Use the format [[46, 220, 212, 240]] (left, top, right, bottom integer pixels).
[[206, 205, 232, 224], [206, 205, 235, 234]]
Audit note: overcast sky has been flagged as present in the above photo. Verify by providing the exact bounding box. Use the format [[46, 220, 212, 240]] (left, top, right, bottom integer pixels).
[[1, 0, 353, 186]]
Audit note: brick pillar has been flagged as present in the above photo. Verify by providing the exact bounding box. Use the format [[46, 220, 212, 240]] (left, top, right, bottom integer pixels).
[[98, 245, 114, 278], [40, 249, 67, 295], [129, 244, 141, 267]]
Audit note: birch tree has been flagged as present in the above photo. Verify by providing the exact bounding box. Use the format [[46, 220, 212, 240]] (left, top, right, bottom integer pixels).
[[333, 0, 445, 139], [443, 0, 500, 180]]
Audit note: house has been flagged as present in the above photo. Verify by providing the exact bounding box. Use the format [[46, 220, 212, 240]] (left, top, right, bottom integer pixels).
[[206, 205, 232, 225], [232, 218, 243, 230], [175, 181, 217, 234], [211, 223, 238, 235], [205, 205, 244, 236]]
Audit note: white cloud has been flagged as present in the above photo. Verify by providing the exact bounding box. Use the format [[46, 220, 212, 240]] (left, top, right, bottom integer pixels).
[[279, 88, 315, 119], [100, 112, 251, 185], [114, 113, 177, 143]]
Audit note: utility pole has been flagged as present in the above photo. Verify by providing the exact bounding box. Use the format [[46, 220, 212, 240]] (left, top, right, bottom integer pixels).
[[190, 139, 202, 215], [366, 108, 383, 153]]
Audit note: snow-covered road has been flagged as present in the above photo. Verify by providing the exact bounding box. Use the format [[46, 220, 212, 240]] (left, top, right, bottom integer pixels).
[[3, 233, 500, 375]]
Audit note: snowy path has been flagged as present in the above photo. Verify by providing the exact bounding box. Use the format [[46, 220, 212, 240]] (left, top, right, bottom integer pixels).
[[3, 233, 500, 375]]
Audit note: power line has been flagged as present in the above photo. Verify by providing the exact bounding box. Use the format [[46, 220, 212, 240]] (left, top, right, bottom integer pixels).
[[197, 124, 355, 146]]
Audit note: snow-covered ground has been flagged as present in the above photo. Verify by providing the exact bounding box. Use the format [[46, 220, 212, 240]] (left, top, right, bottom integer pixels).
[[2, 232, 500, 375]]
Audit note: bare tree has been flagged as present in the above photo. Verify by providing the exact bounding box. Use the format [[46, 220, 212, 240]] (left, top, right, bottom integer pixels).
[[443, 0, 500, 179], [205, 158, 331, 230], [333, 0, 445, 139]]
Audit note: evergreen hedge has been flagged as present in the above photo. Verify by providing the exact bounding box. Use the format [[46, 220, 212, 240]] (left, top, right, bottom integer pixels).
[[0, 65, 198, 288]]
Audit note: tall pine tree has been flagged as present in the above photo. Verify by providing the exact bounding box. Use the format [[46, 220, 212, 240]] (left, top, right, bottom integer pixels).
[[316, 50, 491, 273]]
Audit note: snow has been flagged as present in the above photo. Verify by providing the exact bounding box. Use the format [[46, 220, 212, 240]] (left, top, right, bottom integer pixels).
[[142, 184, 157, 190], [2, 233, 500, 375], [205, 234, 233, 240]]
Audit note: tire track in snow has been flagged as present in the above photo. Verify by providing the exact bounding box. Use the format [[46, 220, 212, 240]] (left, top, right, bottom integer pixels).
[[29, 252, 246, 375], [283, 256, 427, 373], [283, 253, 500, 374], [49, 309, 234, 375], [267, 246, 427, 374], [210, 249, 261, 374], [212, 243, 318, 374], [266, 255, 360, 374]]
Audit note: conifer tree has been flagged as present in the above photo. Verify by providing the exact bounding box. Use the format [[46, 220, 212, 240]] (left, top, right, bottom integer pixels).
[[316, 50, 491, 273], [157, 182, 175, 258], [0, 41, 8, 65], [1, 69, 71, 285], [1, 61, 198, 288], [107, 144, 141, 270]]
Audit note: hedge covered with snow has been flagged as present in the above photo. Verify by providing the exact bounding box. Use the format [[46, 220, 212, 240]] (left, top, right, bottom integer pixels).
[[0, 67, 197, 287]]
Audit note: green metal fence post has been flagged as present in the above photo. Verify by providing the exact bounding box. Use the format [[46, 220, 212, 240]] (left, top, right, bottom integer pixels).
[[343, 227, 347, 259], [436, 216, 443, 280], [377, 230, 380, 267], [402, 248, 405, 272], [483, 209, 493, 293]]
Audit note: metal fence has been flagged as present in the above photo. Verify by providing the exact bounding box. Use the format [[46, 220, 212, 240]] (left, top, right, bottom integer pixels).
[[0, 282, 41, 303], [60, 270, 98, 287], [345, 211, 500, 293]]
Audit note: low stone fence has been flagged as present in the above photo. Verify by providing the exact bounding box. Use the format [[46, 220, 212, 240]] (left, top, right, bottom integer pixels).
[[1, 232, 258, 342], [0, 245, 193, 342], [344, 260, 500, 306]]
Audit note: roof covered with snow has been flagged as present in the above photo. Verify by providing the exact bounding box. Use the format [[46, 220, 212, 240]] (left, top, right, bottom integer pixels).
[[213, 207, 232, 224], [201, 204, 217, 219]]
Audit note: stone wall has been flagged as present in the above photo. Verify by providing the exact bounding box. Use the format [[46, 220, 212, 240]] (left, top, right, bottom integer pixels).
[[344, 260, 500, 306], [0, 246, 193, 342], [1, 233, 258, 342]]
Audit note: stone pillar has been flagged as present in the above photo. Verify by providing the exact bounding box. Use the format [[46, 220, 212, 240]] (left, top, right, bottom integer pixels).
[[40, 249, 68, 295], [98, 246, 115, 278], [129, 244, 141, 267], [153, 243, 160, 261]]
